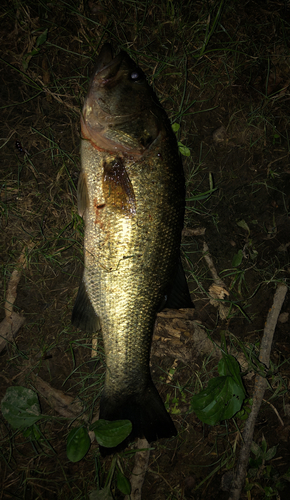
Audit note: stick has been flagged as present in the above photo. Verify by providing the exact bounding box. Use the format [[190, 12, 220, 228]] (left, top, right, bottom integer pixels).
[[0, 246, 32, 352], [203, 241, 227, 288], [124, 439, 150, 500], [228, 283, 287, 500]]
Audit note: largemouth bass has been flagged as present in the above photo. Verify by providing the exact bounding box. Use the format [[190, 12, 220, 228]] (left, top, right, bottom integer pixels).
[[72, 44, 193, 455]]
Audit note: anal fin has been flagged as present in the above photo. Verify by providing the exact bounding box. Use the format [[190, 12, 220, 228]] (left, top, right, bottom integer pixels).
[[72, 279, 101, 333], [165, 257, 194, 309]]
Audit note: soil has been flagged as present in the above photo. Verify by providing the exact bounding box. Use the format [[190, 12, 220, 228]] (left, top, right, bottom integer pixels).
[[0, 1, 290, 499]]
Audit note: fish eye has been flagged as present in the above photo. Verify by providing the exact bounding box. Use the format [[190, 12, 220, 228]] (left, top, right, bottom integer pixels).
[[130, 71, 143, 82]]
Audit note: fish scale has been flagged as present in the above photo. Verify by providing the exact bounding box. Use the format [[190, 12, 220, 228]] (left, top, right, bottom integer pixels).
[[72, 43, 193, 455]]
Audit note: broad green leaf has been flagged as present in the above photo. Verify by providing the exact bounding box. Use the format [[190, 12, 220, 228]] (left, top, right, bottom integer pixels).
[[36, 29, 48, 47], [66, 426, 91, 462], [218, 354, 246, 393], [117, 472, 131, 495], [90, 419, 132, 448], [1, 386, 41, 429], [232, 249, 243, 267], [178, 142, 191, 156], [190, 368, 245, 425], [89, 486, 113, 500], [172, 123, 180, 132]]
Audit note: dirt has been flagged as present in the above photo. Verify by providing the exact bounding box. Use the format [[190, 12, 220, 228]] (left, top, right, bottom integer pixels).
[[1, 1, 290, 499]]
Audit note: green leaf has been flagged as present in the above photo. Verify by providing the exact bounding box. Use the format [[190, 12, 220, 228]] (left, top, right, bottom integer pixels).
[[172, 123, 180, 132], [178, 142, 191, 156], [90, 419, 132, 448], [232, 249, 243, 267], [264, 486, 275, 497], [236, 219, 250, 233], [23, 423, 42, 440], [36, 29, 48, 47], [218, 354, 245, 392], [186, 187, 218, 202], [89, 486, 113, 500], [190, 356, 246, 425], [66, 426, 91, 462], [265, 445, 277, 461], [1, 386, 41, 429], [117, 471, 131, 495], [251, 441, 262, 457], [245, 482, 254, 491], [261, 436, 267, 454]]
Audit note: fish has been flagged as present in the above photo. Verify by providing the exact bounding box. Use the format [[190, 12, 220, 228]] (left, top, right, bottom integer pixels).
[[72, 43, 193, 456]]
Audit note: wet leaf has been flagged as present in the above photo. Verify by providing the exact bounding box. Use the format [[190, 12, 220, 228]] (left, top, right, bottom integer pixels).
[[117, 471, 131, 495], [36, 29, 48, 47], [90, 419, 132, 448], [1, 386, 41, 429], [190, 355, 245, 424], [66, 426, 91, 462], [232, 249, 243, 267]]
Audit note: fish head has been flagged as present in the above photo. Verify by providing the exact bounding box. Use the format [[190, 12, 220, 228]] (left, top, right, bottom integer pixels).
[[81, 44, 164, 155]]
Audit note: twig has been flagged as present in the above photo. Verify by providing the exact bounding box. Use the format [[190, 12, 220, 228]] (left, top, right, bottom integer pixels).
[[0, 246, 32, 352], [0, 313, 25, 352], [29, 372, 85, 419], [203, 242, 230, 319], [124, 439, 150, 500], [203, 241, 227, 288], [4, 247, 27, 319], [262, 399, 284, 427], [228, 283, 287, 500]]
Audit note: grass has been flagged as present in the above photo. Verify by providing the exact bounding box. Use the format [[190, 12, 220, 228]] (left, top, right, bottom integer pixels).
[[1, 0, 290, 498]]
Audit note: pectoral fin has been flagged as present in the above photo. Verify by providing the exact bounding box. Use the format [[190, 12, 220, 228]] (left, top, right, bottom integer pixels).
[[102, 157, 136, 217], [77, 171, 89, 217]]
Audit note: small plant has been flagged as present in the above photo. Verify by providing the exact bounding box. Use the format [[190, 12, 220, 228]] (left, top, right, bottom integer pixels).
[[165, 390, 187, 415], [190, 351, 246, 425], [22, 29, 48, 72], [1, 386, 132, 498], [245, 436, 290, 499], [172, 123, 191, 157]]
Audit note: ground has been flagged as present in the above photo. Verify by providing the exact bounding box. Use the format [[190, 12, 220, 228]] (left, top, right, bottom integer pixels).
[[0, 1, 290, 499]]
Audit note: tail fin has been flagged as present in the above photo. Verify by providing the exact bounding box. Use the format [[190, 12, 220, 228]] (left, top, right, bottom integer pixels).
[[99, 380, 177, 456]]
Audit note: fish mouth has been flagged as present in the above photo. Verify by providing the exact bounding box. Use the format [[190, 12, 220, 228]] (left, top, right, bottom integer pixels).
[[92, 43, 125, 88], [81, 44, 150, 156]]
